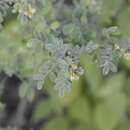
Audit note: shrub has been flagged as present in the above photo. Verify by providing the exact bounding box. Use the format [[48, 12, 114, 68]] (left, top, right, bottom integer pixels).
[[0, 0, 130, 130]]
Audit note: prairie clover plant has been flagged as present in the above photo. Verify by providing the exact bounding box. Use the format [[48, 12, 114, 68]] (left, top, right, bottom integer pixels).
[[0, 0, 130, 96]]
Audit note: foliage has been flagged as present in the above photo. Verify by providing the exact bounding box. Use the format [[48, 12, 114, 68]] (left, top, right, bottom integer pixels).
[[0, 0, 130, 96], [0, 0, 130, 130]]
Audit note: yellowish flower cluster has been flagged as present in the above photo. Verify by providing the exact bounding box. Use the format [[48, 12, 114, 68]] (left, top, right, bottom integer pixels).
[[114, 44, 130, 60], [69, 64, 84, 81], [19, 4, 36, 19], [114, 44, 120, 50], [123, 52, 130, 60]]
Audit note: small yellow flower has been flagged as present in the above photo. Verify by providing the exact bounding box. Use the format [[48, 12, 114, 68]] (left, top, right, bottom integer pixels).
[[69, 64, 80, 81], [114, 44, 120, 50], [70, 71, 79, 81], [70, 64, 78, 70], [114, 44, 125, 53], [25, 4, 36, 18], [123, 52, 130, 60], [19, 4, 36, 19]]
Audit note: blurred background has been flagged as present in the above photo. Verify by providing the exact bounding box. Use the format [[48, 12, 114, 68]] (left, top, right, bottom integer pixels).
[[1, 0, 130, 130]]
